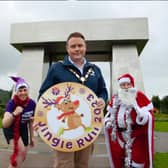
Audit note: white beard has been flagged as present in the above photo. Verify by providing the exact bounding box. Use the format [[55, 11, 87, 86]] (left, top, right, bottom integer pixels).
[[118, 88, 137, 106]]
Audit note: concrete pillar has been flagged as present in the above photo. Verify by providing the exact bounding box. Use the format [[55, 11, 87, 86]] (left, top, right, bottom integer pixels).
[[17, 47, 44, 100], [112, 44, 144, 94]]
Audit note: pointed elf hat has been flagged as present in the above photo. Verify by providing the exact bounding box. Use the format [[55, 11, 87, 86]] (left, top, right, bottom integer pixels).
[[10, 76, 29, 92], [118, 73, 135, 87]]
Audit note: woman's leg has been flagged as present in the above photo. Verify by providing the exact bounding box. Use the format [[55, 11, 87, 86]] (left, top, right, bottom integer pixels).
[[8, 139, 14, 168], [8, 138, 27, 168], [17, 138, 27, 167]]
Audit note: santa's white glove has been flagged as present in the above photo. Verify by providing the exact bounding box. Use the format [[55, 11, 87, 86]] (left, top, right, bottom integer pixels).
[[136, 108, 148, 125], [133, 101, 149, 125], [105, 120, 112, 129]]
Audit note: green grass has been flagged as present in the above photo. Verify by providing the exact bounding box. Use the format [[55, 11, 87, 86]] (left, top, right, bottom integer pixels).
[[0, 118, 2, 128], [154, 153, 168, 168], [154, 113, 168, 120], [154, 113, 168, 132], [155, 121, 168, 132]]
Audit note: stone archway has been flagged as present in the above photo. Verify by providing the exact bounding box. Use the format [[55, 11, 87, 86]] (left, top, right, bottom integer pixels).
[[10, 18, 148, 100]]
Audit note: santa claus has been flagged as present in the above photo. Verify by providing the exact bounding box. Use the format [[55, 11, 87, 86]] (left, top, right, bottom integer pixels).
[[104, 73, 154, 168]]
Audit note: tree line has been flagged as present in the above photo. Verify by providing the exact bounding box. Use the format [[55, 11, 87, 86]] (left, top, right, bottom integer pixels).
[[152, 95, 168, 114], [0, 89, 12, 118]]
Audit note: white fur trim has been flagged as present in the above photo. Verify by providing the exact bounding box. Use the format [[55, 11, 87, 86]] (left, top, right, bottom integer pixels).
[[117, 105, 127, 128], [132, 161, 144, 168], [136, 113, 148, 125], [105, 121, 112, 128], [104, 110, 113, 128], [118, 77, 130, 85], [142, 102, 153, 112], [15, 83, 29, 92], [134, 101, 153, 125]]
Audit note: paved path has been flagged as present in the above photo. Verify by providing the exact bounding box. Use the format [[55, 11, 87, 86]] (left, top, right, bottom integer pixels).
[[0, 130, 168, 168], [154, 132, 168, 153], [0, 130, 109, 168]]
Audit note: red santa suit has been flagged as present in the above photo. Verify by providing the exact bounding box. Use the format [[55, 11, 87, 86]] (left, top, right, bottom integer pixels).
[[104, 74, 154, 168]]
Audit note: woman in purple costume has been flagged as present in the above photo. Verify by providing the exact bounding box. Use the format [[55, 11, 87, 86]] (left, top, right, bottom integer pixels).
[[2, 76, 36, 168]]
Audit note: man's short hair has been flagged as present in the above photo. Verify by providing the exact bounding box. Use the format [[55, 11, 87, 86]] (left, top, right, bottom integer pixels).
[[66, 32, 85, 45]]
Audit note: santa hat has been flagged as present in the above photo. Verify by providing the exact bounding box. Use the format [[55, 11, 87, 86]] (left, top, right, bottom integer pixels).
[[55, 96, 65, 104], [118, 73, 134, 87], [10, 76, 29, 92]]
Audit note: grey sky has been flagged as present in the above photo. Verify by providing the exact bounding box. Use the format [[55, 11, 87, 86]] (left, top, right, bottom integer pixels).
[[0, 1, 168, 99]]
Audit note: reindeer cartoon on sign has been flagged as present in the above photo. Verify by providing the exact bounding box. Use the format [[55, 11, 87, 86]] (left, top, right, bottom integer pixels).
[[42, 84, 91, 136]]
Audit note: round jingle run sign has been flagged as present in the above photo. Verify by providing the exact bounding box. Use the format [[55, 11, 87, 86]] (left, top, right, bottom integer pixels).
[[34, 82, 104, 152]]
